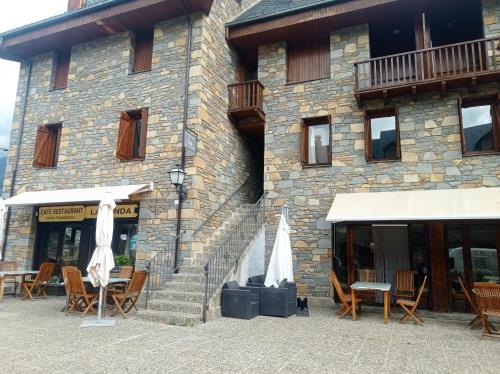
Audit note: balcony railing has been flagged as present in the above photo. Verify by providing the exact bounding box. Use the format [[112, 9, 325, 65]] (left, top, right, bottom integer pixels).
[[228, 80, 264, 112], [354, 37, 500, 100]]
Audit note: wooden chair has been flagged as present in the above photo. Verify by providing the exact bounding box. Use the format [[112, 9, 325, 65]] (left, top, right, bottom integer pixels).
[[110, 270, 148, 318], [0, 261, 19, 297], [395, 269, 415, 300], [112, 265, 134, 279], [61, 266, 78, 312], [20, 262, 55, 300], [66, 268, 98, 317], [473, 282, 500, 338], [330, 271, 360, 318], [457, 276, 482, 327], [396, 275, 427, 325]]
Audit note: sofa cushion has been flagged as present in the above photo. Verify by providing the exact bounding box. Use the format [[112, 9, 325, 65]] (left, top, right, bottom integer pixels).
[[224, 281, 239, 290], [248, 275, 265, 284], [279, 279, 288, 288]]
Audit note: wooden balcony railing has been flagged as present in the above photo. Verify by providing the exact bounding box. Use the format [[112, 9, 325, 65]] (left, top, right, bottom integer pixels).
[[228, 80, 264, 113], [354, 37, 500, 100]]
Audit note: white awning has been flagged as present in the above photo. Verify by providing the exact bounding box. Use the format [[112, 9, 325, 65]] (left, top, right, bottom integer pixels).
[[326, 187, 500, 223], [4, 183, 153, 206]]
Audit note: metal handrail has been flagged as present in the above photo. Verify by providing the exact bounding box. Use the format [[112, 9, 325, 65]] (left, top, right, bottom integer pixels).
[[202, 194, 265, 322]]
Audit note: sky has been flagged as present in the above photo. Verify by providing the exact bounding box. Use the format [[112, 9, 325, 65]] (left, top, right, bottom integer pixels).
[[0, 0, 67, 150]]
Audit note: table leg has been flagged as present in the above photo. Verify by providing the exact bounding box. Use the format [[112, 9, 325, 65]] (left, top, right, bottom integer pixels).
[[0, 276, 4, 303], [384, 291, 389, 324], [352, 289, 357, 320]]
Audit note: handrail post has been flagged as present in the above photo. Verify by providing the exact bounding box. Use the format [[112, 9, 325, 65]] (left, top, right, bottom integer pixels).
[[145, 261, 151, 309], [202, 263, 209, 323]]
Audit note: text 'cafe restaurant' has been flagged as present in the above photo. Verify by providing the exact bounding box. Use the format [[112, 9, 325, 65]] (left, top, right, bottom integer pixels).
[[327, 187, 500, 313], [3, 184, 153, 274]]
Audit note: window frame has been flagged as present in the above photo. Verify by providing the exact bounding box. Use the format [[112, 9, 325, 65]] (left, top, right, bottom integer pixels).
[[364, 107, 401, 163], [287, 38, 330, 84], [300, 115, 332, 168], [458, 95, 500, 156], [116, 108, 149, 161], [33, 123, 62, 168], [132, 28, 154, 73]]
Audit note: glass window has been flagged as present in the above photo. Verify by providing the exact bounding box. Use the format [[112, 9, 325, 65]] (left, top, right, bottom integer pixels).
[[468, 226, 499, 283], [352, 226, 374, 282], [460, 100, 498, 154], [301, 116, 331, 166], [365, 109, 400, 161], [333, 224, 348, 289]]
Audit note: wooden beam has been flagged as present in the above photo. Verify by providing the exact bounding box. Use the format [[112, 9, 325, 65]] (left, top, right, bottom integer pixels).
[[411, 85, 417, 101], [440, 81, 446, 97], [469, 76, 477, 93], [227, 0, 399, 41], [95, 20, 116, 35], [428, 222, 450, 312]]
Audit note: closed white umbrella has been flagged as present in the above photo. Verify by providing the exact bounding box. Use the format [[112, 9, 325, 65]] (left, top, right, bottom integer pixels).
[[82, 194, 116, 327], [265, 206, 294, 288], [0, 198, 5, 260]]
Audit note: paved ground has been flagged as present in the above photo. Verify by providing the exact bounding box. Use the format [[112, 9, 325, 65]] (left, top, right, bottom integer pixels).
[[0, 297, 499, 374]]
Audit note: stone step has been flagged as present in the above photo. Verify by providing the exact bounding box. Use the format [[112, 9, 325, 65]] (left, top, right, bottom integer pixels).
[[164, 281, 205, 293], [181, 258, 203, 267], [171, 273, 205, 283], [147, 300, 203, 315], [135, 310, 202, 327], [154, 290, 204, 303], [178, 265, 204, 275]]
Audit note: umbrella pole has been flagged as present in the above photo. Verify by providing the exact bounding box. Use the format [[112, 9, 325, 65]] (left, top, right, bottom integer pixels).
[[98, 287, 103, 322]]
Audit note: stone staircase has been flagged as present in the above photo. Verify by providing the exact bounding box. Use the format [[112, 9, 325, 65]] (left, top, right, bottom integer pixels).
[[136, 204, 256, 326]]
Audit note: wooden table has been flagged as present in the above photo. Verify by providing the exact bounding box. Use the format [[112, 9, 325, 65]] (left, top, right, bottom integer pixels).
[[351, 281, 392, 324], [0, 270, 39, 302]]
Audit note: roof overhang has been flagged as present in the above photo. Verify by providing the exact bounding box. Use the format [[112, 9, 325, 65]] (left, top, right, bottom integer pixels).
[[0, 0, 213, 61], [326, 187, 500, 223], [4, 183, 153, 206]]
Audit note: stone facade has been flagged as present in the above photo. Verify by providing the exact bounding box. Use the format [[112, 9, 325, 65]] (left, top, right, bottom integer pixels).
[[2, 0, 260, 267], [259, 2, 500, 298]]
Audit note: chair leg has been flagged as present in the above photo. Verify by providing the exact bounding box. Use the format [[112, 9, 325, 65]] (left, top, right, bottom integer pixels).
[[82, 296, 97, 318], [124, 296, 139, 313], [112, 295, 127, 318]]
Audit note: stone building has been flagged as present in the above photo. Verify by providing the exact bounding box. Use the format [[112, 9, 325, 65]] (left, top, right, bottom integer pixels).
[[1, 0, 500, 323]]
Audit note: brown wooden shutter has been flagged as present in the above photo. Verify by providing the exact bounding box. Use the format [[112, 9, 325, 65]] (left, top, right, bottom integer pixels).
[[493, 95, 500, 151], [457, 97, 466, 155], [364, 113, 372, 162], [33, 126, 50, 167], [327, 115, 333, 164], [67, 0, 85, 11], [54, 51, 70, 89], [138, 108, 149, 159], [394, 107, 401, 159], [133, 29, 154, 72], [288, 39, 330, 84], [300, 120, 308, 166], [116, 112, 133, 160]]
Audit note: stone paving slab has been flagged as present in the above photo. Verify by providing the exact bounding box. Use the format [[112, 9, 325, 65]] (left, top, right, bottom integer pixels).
[[0, 297, 499, 374]]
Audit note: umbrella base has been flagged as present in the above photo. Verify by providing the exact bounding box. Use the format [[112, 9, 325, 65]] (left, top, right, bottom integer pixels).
[[80, 318, 116, 328]]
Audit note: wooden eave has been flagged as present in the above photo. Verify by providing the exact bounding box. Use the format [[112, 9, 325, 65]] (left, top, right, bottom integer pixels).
[[0, 0, 213, 60]]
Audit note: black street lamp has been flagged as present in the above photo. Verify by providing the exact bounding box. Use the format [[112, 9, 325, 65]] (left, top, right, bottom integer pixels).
[[169, 163, 187, 270]]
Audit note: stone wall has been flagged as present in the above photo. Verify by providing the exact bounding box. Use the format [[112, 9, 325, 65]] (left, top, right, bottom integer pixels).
[[259, 19, 500, 297], [483, 0, 500, 37]]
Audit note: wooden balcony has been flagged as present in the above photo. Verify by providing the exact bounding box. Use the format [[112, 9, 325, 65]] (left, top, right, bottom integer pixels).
[[354, 37, 500, 103], [227, 80, 265, 135]]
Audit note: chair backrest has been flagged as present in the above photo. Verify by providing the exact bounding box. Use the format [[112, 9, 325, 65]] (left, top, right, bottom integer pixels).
[[35, 262, 56, 285], [0, 261, 17, 271], [396, 269, 414, 293], [125, 270, 148, 297], [457, 276, 479, 314], [473, 282, 500, 313], [62, 266, 78, 293], [359, 268, 376, 282], [413, 275, 427, 307], [330, 271, 348, 305], [115, 265, 133, 279], [65, 268, 86, 296]]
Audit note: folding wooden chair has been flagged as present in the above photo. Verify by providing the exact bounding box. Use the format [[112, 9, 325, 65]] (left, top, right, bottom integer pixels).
[[473, 282, 500, 338], [112, 265, 134, 279], [0, 261, 19, 297], [396, 275, 427, 325], [110, 270, 148, 318], [395, 269, 415, 300], [61, 266, 78, 312], [66, 268, 98, 317], [20, 262, 55, 300], [330, 271, 360, 318], [457, 276, 483, 327]]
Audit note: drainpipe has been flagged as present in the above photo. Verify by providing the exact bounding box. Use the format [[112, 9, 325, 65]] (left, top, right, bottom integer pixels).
[[173, 0, 193, 269], [1, 52, 32, 260]]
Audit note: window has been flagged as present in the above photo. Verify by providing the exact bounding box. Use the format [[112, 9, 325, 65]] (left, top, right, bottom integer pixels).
[[53, 51, 71, 90], [116, 108, 149, 161], [364, 108, 400, 162], [67, 0, 86, 11], [132, 29, 154, 72], [300, 116, 331, 166], [459, 96, 500, 155], [33, 124, 62, 168], [287, 39, 330, 84]]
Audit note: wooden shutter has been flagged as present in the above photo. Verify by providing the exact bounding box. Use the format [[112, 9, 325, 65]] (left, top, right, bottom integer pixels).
[[33, 126, 50, 167], [493, 95, 500, 151], [457, 97, 466, 155], [133, 29, 154, 72], [116, 112, 133, 160], [300, 120, 308, 166], [67, 0, 85, 11], [288, 39, 330, 84], [53, 51, 70, 89], [138, 108, 149, 159], [364, 113, 372, 162]]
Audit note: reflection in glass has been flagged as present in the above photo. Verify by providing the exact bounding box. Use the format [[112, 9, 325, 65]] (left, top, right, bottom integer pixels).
[[62, 227, 80, 267], [333, 224, 348, 288], [469, 227, 498, 283], [462, 104, 494, 153], [352, 226, 374, 281], [308, 124, 330, 164], [446, 225, 465, 311], [370, 116, 398, 160]]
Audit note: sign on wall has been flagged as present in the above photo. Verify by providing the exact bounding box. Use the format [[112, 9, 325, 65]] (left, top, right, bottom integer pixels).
[[38, 204, 138, 222], [184, 129, 198, 156]]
